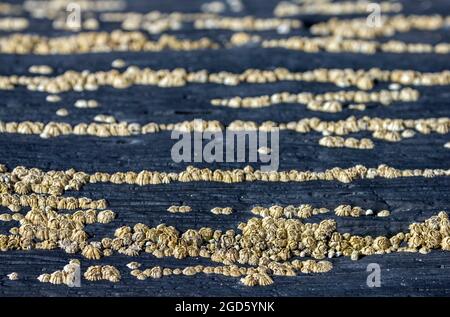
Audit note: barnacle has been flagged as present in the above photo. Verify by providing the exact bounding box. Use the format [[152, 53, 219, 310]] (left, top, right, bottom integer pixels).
[[0, 163, 448, 288], [377, 210, 391, 217], [211, 207, 234, 215], [173, 268, 182, 275], [373, 236, 391, 251], [335, 205, 351, 217], [146, 266, 162, 279], [81, 244, 103, 260], [84, 265, 103, 281], [441, 237, 450, 250], [0, 213, 12, 221], [71, 230, 89, 244], [182, 266, 197, 276], [84, 209, 97, 224], [97, 210, 116, 223], [115, 226, 131, 239], [240, 274, 258, 287], [127, 262, 141, 270], [37, 273, 51, 283], [49, 271, 66, 285], [101, 265, 121, 282]]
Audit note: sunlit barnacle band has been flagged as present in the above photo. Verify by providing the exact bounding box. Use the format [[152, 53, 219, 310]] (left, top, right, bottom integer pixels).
[[2, 200, 449, 286], [211, 88, 420, 109], [1, 67, 449, 92], [1, 161, 449, 286], [0, 117, 448, 146], [1, 164, 449, 191]]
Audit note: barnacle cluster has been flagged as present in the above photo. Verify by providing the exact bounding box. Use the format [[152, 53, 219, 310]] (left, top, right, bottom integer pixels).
[[211, 88, 420, 109], [0, 162, 449, 287], [251, 204, 391, 219], [0, 31, 218, 55], [84, 265, 121, 282], [1, 115, 447, 146], [311, 15, 450, 39], [2, 29, 448, 55], [102, 211, 450, 285], [261, 36, 450, 54], [130, 259, 334, 287], [167, 205, 192, 213], [37, 259, 81, 286], [1, 164, 449, 194], [319, 136, 374, 150], [211, 207, 234, 215], [1, 67, 449, 93], [274, 1, 402, 17], [251, 204, 329, 219]]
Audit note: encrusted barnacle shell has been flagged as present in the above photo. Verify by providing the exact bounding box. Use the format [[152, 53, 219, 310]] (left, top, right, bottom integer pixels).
[[81, 244, 103, 260], [97, 210, 116, 224]]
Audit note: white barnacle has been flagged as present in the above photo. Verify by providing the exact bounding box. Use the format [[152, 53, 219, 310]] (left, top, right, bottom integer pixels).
[[168, 205, 191, 213], [97, 210, 116, 224], [84, 265, 103, 281], [240, 274, 258, 287], [377, 210, 391, 217], [46, 95, 61, 103], [81, 244, 103, 260], [167, 205, 179, 213], [127, 262, 141, 270], [112, 59, 126, 68], [211, 207, 234, 215], [101, 265, 121, 282], [37, 273, 50, 283]]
